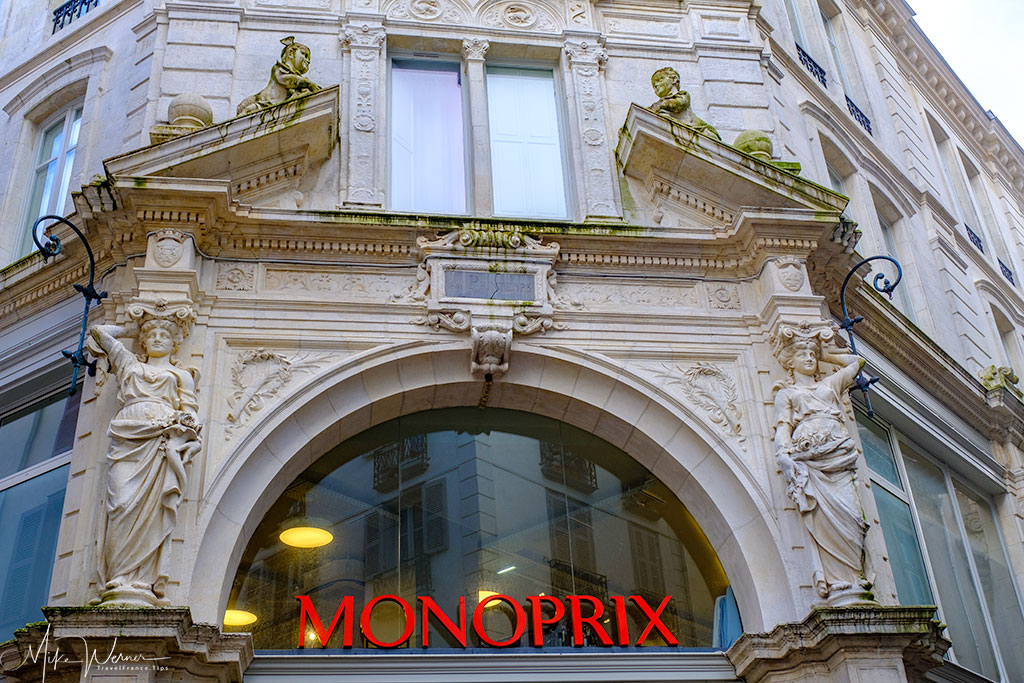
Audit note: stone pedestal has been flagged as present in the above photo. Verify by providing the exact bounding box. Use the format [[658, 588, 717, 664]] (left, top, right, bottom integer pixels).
[[0, 607, 252, 683], [726, 606, 949, 683]]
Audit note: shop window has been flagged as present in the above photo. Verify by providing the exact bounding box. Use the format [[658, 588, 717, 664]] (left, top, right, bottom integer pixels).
[[20, 105, 82, 258], [857, 411, 1024, 680], [227, 408, 730, 651], [389, 59, 467, 214], [487, 67, 568, 218], [0, 386, 78, 642]]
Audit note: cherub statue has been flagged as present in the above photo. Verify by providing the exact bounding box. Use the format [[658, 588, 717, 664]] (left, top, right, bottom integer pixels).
[[771, 322, 873, 605], [649, 66, 721, 141], [237, 36, 321, 116], [87, 314, 201, 605]]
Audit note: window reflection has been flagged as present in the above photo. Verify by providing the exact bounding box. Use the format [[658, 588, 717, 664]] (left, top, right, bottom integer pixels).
[[228, 408, 730, 650]]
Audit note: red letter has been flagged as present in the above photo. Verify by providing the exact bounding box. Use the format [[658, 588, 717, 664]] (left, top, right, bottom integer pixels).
[[473, 594, 526, 647], [566, 595, 612, 646], [631, 595, 678, 646], [527, 595, 564, 647], [297, 595, 353, 648], [361, 595, 415, 648], [419, 596, 467, 647], [609, 596, 630, 646]]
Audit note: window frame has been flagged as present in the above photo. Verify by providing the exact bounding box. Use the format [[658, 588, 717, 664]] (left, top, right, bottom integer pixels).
[[859, 408, 1024, 680], [17, 102, 84, 258], [483, 60, 574, 221], [386, 53, 473, 216], [0, 383, 79, 493]]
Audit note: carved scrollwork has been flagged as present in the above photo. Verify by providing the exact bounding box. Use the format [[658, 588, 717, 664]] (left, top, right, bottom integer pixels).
[[417, 225, 557, 253], [224, 348, 327, 441], [648, 361, 744, 444], [413, 310, 471, 332]]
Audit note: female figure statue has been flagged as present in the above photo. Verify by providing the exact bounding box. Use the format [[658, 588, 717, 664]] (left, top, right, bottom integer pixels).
[[88, 317, 201, 605], [772, 322, 872, 604]]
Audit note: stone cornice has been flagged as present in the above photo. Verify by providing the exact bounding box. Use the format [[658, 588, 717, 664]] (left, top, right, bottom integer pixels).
[[848, 0, 1024, 193]]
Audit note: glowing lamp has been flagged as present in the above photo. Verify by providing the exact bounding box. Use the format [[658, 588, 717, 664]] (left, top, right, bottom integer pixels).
[[224, 609, 258, 627], [280, 526, 334, 548]]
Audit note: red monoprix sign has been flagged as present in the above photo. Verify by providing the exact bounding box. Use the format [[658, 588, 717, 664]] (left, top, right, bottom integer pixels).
[[297, 594, 678, 648]]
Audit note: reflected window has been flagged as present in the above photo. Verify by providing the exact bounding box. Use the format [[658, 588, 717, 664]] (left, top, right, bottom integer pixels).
[[227, 408, 732, 651]]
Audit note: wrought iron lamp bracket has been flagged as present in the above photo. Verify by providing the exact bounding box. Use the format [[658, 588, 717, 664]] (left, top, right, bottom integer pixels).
[[32, 215, 108, 395], [838, 255, 903, 417]]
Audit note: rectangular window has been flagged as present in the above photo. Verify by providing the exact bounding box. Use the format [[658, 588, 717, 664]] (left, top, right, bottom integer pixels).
[[629, 524, 665, 594], [783, 0, 808, 45], [820, 9, 852, 93], [0, 389, 80, 481], [22, 106, 82, 257], [858, 411, 1024, 680], [486, 67, 567, 219], [390, 60, 467, 214], [0, 464, 68, 642]]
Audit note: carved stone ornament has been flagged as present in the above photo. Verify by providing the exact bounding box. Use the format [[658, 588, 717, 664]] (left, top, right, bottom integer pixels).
[[386, 0, 466, 23], [152, 229, 187, 268], [225, 349, 327, 441], [770, 321, 874, 606], [979, 364, 1023, 397], [775, 256, 805, 292], [481, 1, 558, 32], [646, 362, 744, 444], [407, 227, 563, 378], [649, 66, 721, 142], [237, 36, 322, 116], [85, 298, 201, 607], [216, 262, 256, 291], [471, 326, 513, 377], [461, 37, 489, 61]]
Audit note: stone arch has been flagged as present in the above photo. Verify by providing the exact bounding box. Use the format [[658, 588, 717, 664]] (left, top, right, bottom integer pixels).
[[188, 342, 796, 632]]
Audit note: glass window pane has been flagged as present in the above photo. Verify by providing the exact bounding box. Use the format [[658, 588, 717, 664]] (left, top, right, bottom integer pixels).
[[0, 465, 69, 642], [390, 61, 466, 214], [227, 408, 731, 651], [56, 148, 76, 213], [487, 67, 567, 218], [0, 390, 80, 481], [67, 108, 83, 147], [954, 484, 1024, 680], [856, 414, 901, 488], [872, 485, 932, 605], [902, 443, 1000, 679], [38, 120, 64, 164]]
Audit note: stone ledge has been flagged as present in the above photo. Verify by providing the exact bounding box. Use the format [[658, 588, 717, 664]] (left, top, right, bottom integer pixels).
[[726, 606, 949, 683], [0, 607, 252, 683]]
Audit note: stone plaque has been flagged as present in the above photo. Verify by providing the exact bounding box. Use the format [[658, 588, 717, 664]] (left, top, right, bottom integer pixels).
[[445, 269, 535, 301]]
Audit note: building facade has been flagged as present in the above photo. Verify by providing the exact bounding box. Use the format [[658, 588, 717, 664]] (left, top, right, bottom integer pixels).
[[1, 0, 1024, 681]]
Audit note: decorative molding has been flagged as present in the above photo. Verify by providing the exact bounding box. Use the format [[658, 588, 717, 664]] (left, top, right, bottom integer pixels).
[[264, 268, 399, 299], [225, 348, 329, 441], [386, 0, 466, 23], [216, 262, 256, 291], [645, 361, 744, 444], [413, 310, 471, 332], [708, 283, 741, 310], [480, 1, 558, 32], [553, 280, 698, 310], [461, 37, 489, 61], [342, 18, 387, 206]]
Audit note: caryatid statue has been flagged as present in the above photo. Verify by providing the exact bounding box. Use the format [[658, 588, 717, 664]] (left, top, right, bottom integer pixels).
[[771, 321, 874, 605], [649, 66, 721, 141], [87, 301, 201, 606], [237, 36, 321, 115]]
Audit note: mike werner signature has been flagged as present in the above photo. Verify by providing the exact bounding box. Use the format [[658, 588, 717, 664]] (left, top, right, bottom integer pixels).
[[0, 623, 171, 681]]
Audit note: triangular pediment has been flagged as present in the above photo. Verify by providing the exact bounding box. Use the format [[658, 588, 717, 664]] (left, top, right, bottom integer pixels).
[[616, 104, 846, 234], [103, 87, 339, 208]]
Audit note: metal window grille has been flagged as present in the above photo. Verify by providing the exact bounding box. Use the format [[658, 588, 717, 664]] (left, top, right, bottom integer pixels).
[[965, 224, 985, 253], [999, 259, 1015, 286], [796, 43, 828, 88], [52, 0, 99, 34], [846, 96, 873, 135]]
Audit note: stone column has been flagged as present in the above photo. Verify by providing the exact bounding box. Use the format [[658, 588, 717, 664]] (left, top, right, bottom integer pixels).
[[563, 32, 621, 221], [727, 606, 949, 683], [462, 38, 493, 217], [341, 15, 387, 209], [0, 608, 252, 683]]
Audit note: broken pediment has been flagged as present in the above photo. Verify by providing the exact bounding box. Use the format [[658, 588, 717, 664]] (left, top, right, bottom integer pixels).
[[616, 104, 846, 235], [104, 87, 339, 210]]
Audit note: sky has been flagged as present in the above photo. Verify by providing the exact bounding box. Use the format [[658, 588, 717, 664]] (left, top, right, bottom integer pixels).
[[910, 0, 1024, 145]]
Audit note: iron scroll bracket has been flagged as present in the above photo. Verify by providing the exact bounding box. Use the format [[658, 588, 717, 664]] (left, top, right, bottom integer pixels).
[[31, 214, 108, 395], [838, 255, 903, 417]]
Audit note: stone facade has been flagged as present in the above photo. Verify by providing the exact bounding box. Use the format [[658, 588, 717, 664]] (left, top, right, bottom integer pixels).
[[0, 1, 1023, 682]]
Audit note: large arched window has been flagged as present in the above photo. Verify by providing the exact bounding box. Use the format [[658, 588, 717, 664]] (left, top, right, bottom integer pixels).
[[226, 408, 735, 651]]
